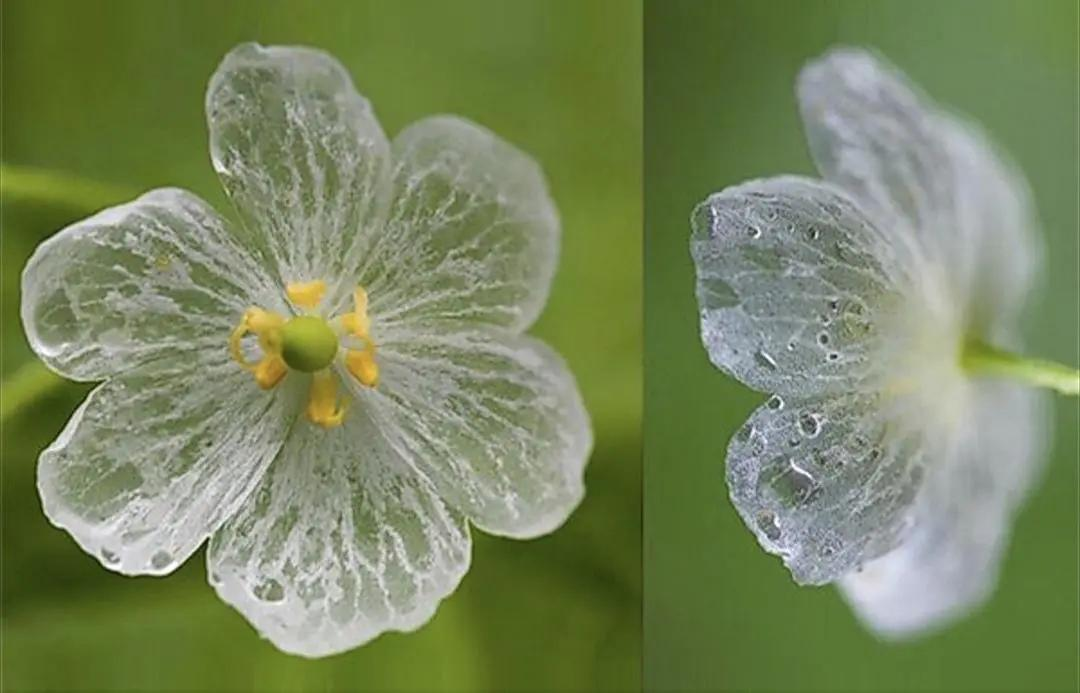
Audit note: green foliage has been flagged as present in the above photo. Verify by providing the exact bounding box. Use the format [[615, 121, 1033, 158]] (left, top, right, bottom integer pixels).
[[1, 1, 641, 690]]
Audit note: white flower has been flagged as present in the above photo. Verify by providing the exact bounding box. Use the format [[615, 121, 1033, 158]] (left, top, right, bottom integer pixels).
[[691, 47, 1065, 638], [21, 43, 592, 657]]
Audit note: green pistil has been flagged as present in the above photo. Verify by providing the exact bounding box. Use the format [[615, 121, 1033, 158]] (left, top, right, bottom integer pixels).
[[280, 316, 339, 372], [962, 340, 1079, 396]]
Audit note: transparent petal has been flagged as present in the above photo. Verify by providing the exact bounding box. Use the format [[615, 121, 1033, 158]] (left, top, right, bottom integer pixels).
[[38, 352, 299, 576], [726, 391, 928, 585], [797, 47, 1040, 328], [839, 382, 1048, 637], [355, 328, 591, 539], [207, 411, 472, 658], [358, 116, 559, 331], [21, 188, 277, 381], [206, 42, 391, 302], [691, 176, 907, 398]]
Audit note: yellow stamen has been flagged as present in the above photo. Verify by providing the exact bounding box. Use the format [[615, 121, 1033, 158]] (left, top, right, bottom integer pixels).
[[345, 346, 380, 387], [229, 308, 285, 371], [307, 370, 347, 428], [286, 280, 327, 310], [253, 355, 288, 389]]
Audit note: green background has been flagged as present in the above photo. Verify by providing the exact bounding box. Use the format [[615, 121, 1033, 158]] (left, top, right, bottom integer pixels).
[[1, 1, 641, 690], [645, 1, 1078, 691]]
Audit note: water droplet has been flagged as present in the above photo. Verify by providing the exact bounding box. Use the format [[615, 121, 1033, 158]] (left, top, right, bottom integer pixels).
[[767, 395, 784, 410], [788, 437, 801, 448], [817, 332, 830, 346], [828, 298, 840, 312], [798, 413, 821, 438], [747, 225, 761, 238], [786, 340, 796, 351], [151, 551, 172, 570], [755, 349, 778, 371], [100, 548, 120, 565], [756, 511, 782, 541], [818, 314, 832, 326], [254, 578, 285, 603], [768, 460, 821, 507], [805, 226, 820, 241], [868, 447, 882, 462], [827, 352, 840, 361]]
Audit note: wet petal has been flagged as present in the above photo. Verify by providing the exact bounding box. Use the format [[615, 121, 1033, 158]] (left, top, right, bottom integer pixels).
[[358, 328, 591, 539], [207, 43, 391, 301], [839, 382, 1047, 637], [38, 353, 298, 575], [360, 116, 559, 331], [726, 391, 928, 585], [797, 47, 1040, 327], [21, 188, 275, 381], [691, 176, 907, 398], [207, 412, 471, 658]]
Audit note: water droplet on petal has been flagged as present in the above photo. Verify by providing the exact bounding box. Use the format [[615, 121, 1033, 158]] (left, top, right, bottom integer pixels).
[[755, 349, 778, 371], [101, 548, 120, 565], [747, 225, 761, 238], [767, 395, 784, 410], [805, 226, 820, 241], [254, 578, 285, 603], [817, 332, 830, 346], [756, 511, 782, 541], [798, 412, 821, 438], [151, 551, 172, 570]]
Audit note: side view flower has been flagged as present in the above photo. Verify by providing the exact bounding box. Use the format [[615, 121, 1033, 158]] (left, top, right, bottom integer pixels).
[[21, 43, 592, 657], [691, 47, 1078, 638]]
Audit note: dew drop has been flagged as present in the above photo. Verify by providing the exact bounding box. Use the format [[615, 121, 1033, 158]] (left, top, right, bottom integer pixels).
[[756, 511, 782, 541], [747, 225, 761, 238], [768, 460, 822, 507], [767, 395, 784, 410], [827, 352, 840, 361], [817, 332, 830, 346], [798, 412, 821, 438], [151, 551, 172, 570], [828, 298, 840, 312], [755, 349, 778, 371], [254, 578, 286, 603], [805, 226, 820, 241]]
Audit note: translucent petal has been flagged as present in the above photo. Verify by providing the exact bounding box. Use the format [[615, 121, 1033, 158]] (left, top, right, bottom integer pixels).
[[839, 382, 1048, 637], [358, 116, 559, 331], [691, 176, 907, 398], [355, 328, 591, 539], [797, 47, 1040, 328], [207, 411, 472, 658], [21, 188, 277, 381], [38, 352, 298, 576], [206, 43, 391, 303], [726, 391, 928, 585]]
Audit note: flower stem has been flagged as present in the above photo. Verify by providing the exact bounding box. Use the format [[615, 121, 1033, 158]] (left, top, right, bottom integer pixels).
[[962, 340, 1080, 396], [0, 163, 136, 211], [0, 361, 66, 422]]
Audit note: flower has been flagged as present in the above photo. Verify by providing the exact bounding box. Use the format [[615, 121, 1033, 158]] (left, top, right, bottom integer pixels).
[[21, 43, 592, 657], [691, 47, 1060, 637]]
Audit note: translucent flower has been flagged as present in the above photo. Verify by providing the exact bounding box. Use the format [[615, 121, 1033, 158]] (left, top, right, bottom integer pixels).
[[21, 43, 591, 657], [692, 47, 1077, 638]]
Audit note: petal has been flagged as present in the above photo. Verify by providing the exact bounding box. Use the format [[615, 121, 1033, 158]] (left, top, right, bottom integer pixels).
[[356, 328, 591, 539], [691, 176, 906, 397], [207, 412, 472, 658], [797, 47, 1040, 326], [206, 43, 391, 300], [726, 391, 928, 585], [38, 352, 298, 575], [21, 188, 276, 381], [360, 116, 559, 331], [838, 382, 1048, 637]]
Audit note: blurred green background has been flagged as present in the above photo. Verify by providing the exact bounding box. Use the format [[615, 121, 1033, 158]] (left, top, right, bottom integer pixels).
[[1, 1, 641, 690], [645, 1, 1078, 691]]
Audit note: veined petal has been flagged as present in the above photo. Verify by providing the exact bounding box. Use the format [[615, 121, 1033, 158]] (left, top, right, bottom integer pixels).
[[839, 382, 1048, 637], [726, 391, 927, 585], [207, 412, 471, 658], [359, 116, 559, 331], [206, 43, 391, 302], [21, 188, 276, 381], [356, 329, 591, 539], [691, 176, 907, 398], [797, 47, 1040, 328], [37, 352, 298, 576]]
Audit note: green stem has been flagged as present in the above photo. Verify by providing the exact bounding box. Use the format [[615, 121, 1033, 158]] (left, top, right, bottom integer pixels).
[[0, 361, 66, 422], [962, 340, 1080, 396], [1, 162, 136, 211]]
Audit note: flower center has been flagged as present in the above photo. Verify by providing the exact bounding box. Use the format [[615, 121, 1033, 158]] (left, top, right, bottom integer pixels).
[[228, 280, 379, 429]]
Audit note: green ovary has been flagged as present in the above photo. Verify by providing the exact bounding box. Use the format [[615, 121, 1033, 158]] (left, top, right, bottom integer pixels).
[[280, 316, 339, 372]]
